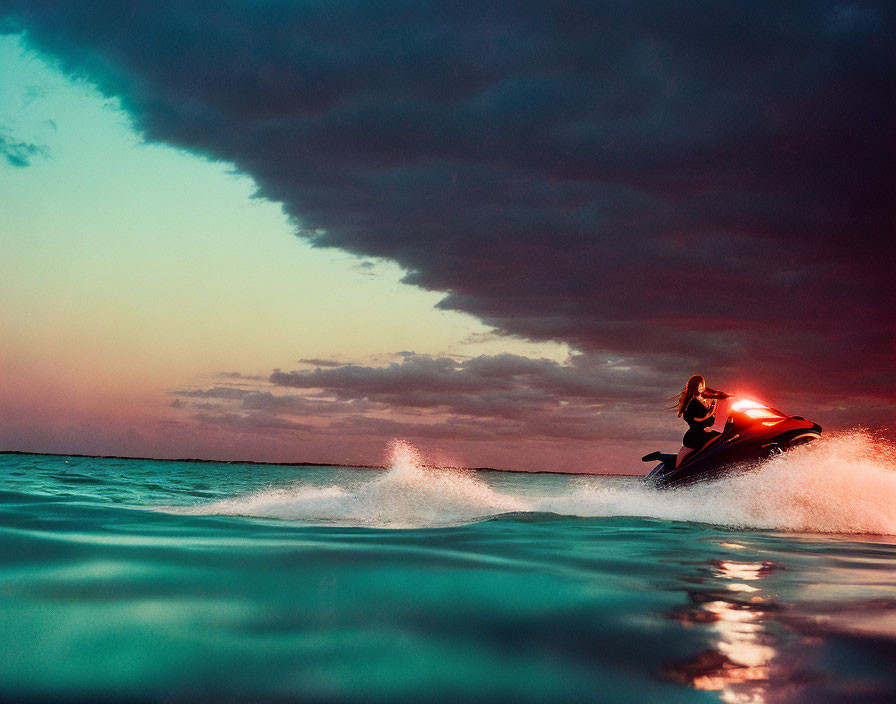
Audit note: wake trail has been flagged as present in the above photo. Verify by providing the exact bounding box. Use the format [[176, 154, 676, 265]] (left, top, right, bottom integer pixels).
[[168, 440, 526, 529], [166, 434, 896, 534], [543, 432, 896, 535]]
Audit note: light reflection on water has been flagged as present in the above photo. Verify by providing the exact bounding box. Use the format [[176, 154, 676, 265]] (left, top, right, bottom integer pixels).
[[666, 558, 783, 704], [664, 539, 896, 704]]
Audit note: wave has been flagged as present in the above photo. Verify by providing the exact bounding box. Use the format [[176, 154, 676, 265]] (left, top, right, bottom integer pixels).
[[169, 440, 527, 528], [168, 434, 896, 534]]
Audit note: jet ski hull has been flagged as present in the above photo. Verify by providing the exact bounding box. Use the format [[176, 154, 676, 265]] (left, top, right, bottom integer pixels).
[[643, 402, 822, 489]]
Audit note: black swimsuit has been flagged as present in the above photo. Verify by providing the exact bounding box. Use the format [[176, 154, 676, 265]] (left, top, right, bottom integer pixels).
[[682, 397, 720, 449]]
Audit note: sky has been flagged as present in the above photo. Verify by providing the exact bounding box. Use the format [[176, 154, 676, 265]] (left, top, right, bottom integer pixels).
[[1, 1, 893, 473]]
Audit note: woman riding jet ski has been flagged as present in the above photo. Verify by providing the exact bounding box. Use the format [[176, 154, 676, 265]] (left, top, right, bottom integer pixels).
[[642, 375, 822, 489]]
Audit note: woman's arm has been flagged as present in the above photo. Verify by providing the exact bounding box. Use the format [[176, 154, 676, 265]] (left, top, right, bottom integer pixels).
[[692, 399, 716, 422]]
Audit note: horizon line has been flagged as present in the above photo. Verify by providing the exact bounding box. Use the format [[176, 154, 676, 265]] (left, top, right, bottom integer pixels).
[[0, 449, 642, 477]]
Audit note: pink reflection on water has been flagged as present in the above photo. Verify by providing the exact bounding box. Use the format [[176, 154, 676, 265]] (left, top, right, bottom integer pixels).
[[665, 559, 782, 704]]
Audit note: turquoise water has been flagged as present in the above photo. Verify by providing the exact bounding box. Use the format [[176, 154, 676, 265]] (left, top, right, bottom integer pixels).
[[1, 436, 895, 703]]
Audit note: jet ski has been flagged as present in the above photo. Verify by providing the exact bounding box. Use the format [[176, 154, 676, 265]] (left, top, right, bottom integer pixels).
[[642, 398, 822, 489]]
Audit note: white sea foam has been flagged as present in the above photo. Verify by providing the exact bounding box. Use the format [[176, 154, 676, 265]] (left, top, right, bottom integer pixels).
[[172, 433, 896, 534], [174, 440, 527, 528], [542, 432, 896, 535]]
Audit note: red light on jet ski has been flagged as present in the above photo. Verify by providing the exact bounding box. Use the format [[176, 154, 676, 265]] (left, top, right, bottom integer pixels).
[[745, 408, 782, 419], [731, 399, 785, 421], [732, 399, 764, 411]]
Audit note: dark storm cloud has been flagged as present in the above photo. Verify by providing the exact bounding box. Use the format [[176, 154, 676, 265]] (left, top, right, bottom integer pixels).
[[3, 1, 894, 409]]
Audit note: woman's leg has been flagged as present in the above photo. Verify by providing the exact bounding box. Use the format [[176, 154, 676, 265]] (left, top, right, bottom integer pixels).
[[676, 446, 693, 468]]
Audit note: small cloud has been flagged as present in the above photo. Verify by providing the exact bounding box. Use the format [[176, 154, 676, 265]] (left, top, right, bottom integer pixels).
[[0, 132, 49, 167], [461, 330, 503, 345], [351, 260, 378, 278], [299, 358, 344, 368], [211, 371, 267, 384], [214, 371, 266, 380], [173, 387, 253, 400], [169, 399, 184, 408]]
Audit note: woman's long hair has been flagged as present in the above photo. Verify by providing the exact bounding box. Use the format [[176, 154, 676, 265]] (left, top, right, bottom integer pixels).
[[674, 374, 727, 416]]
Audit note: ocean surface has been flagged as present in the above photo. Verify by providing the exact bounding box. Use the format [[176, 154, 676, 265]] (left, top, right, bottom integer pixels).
[[1, 435, 895, 703]]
